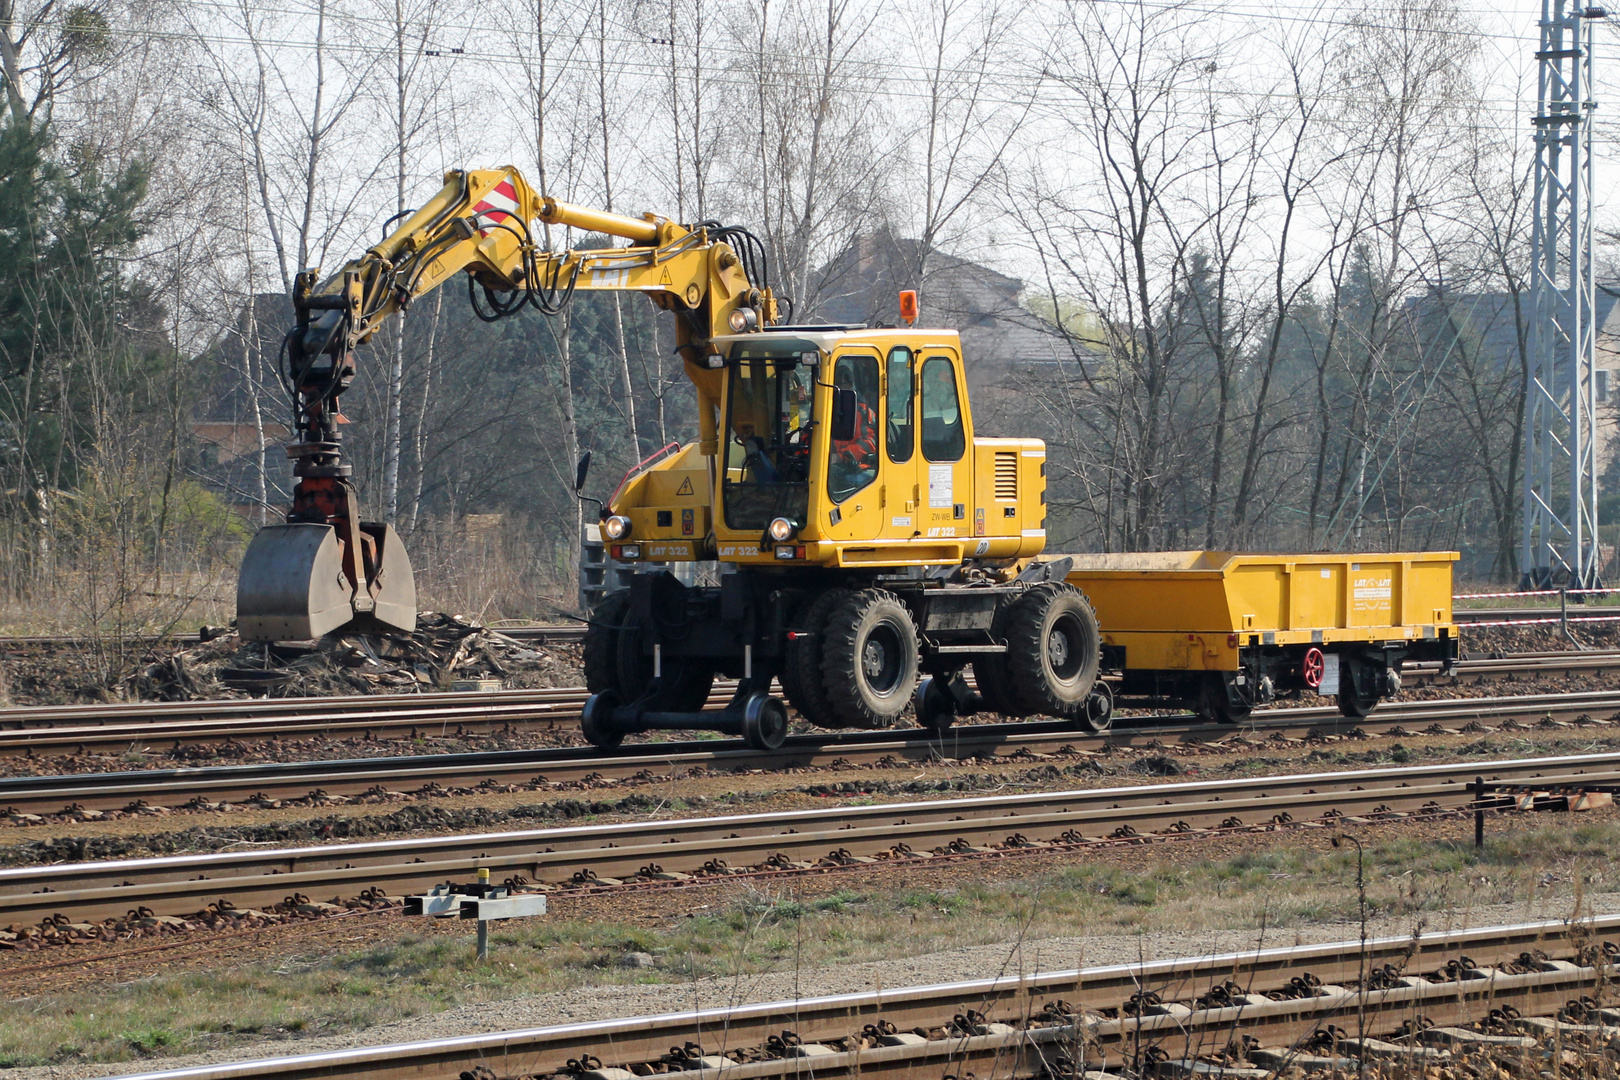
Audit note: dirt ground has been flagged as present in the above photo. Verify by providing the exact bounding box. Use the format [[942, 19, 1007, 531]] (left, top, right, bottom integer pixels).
[[0, 616, 1616, 1073]]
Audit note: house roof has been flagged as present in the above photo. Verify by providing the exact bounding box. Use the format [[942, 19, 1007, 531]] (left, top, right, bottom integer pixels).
[[809, 230, 1095, 387]]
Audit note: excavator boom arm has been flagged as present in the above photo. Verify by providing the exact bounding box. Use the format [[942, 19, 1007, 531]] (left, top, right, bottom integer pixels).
[[238, 165, 775, 643]]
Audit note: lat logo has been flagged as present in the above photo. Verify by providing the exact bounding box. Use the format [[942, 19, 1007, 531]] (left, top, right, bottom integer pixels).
[[717, 545, 760, 557], [647, 544, 692, 558], [926, 526, 956, 538]]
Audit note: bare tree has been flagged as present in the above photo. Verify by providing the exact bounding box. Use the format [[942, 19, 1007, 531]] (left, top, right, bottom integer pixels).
[[903, 0, 1032, 305], [190, 0, 385, 297], [0, 0, 120, 125], [1011, 0, 1223, 550], [721, 0, 888, 317]]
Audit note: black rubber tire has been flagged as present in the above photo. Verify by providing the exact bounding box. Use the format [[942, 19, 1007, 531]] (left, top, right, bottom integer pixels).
[[1005, 583, 1101, 718], [1213, 701, 1253, 724], [615, 615, 714, 710], [781, 588, 852, 728], [664, 664, 717, 712], [583, 591, 631, 695], [581, 691, 624, 750], [822, 589, 920, 728], [972, 656, 1025, 718], [742, 694, 790, 750]]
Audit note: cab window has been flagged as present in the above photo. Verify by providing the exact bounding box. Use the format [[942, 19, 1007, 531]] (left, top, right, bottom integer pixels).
[[828, 353, 879, 503], [886, 347, 914, 463], [920, 357, 965, 462], [720, 346, 815, 530]]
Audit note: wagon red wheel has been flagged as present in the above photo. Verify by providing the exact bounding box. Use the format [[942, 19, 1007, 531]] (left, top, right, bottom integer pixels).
[[1302, 647, 1325, 688]]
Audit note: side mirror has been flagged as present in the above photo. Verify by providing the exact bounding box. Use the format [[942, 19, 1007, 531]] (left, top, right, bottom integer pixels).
[[574, 450, 592, 494], [831, 388, 857, 441]]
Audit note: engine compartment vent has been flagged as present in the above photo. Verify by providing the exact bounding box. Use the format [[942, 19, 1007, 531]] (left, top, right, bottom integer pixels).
[[994, 451, 1018, 501]]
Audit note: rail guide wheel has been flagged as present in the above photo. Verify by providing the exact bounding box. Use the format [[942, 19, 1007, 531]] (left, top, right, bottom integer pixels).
[[1080, 681, 1114, 733], [741, 693, 789, 750], [581, 691, 625, 750], [1336, 663, 1381, 719], [912, 675, 958, 732]]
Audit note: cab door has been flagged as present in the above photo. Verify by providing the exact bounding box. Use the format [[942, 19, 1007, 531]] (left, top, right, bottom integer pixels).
[[819, 347, 885, 544], [878, 344, 922, 542], [916, 348, 971, 542]]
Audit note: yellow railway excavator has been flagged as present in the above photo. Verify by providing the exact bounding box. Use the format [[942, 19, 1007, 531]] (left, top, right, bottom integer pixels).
[[237, 165, 1459, 750], [237, 165, 1099, 749]]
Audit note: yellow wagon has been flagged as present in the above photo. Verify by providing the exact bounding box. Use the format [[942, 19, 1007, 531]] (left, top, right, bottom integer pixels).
[[1063, 550, 1459, 722]]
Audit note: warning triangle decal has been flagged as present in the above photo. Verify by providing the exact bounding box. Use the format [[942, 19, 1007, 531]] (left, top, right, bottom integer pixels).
[[660, 266, 673, 285], [676, 477, 694, 495]]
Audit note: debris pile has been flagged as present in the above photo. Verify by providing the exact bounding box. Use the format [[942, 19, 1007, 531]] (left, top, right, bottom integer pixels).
[[126, 612, 583, 700]]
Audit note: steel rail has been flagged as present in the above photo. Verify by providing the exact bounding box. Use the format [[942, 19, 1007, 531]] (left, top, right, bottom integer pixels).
[[0, 626, 587, 649], [1454, 605, 1620, 623], [101, 915, 1620, 1080], [1407, 651, 1620, 680], [0, 684, 599, 731], [6, 751, 1619, 924], [3, 650, 1607, 751], [4, 669, 1620, 761], [3, 689, 1619, 816]]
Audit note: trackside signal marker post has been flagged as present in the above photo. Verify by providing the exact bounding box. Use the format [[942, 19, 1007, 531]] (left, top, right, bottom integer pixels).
[[405, 867, 548, 960]]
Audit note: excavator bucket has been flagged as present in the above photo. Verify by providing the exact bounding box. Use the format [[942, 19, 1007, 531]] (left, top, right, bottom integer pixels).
[[236, 522, 416, 642]]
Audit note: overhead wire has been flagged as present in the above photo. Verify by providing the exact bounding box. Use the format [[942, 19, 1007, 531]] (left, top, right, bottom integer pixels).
[[21, 2, 1583, 123]]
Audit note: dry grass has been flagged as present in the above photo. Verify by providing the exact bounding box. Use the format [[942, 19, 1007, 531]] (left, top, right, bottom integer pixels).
[[3, 816, 1617, 1069], [0, 569, 235, 639], [403, 514, 578, 624]]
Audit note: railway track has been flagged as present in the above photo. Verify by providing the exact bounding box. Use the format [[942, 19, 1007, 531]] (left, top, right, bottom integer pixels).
[[4, 690, 1620, 817], [1454, 604, 1620, 623], [6, 750, 1618, 926], [104, 915, 1620, 1080], [1407, 649, 1620, 682], [0, 644, 1616, 757], [0, 625, 588, 649]]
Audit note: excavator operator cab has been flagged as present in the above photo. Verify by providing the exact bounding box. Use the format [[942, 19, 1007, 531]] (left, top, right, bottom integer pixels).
[[602, 324, 1046, 571]]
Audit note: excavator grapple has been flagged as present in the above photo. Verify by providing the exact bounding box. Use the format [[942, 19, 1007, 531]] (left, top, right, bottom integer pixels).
[[237, 521, 414, 641]]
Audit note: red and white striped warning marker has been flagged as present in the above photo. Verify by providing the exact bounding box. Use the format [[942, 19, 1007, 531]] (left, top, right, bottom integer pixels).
[[470, 179, 520, 236]]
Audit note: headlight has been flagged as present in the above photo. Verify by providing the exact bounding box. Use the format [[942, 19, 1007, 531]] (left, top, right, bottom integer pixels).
[[603, 515, 632, 541], [727, 307, 758, 332], [767, 516, 795, 542]]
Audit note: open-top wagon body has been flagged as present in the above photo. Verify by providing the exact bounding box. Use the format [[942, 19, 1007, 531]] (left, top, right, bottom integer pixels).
[[1065, 550, 1459, 722]]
